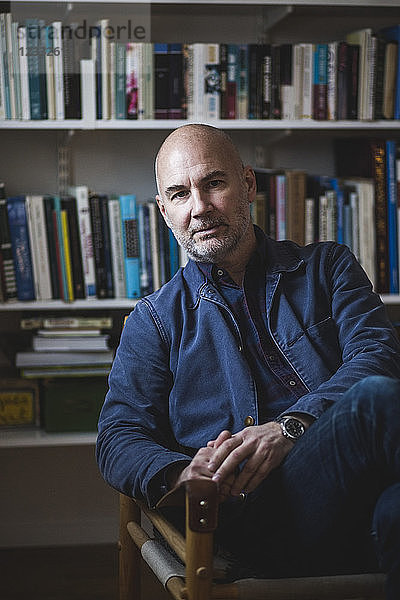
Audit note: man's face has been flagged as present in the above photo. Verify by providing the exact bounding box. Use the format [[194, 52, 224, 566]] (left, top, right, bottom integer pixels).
[[156, 138, 254, 263]]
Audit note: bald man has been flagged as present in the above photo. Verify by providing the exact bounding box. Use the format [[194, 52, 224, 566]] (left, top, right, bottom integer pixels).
[[97, 125, 400, 596]]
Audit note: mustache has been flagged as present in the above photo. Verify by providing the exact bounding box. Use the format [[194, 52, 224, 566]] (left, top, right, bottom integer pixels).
[[190, 217, 227, 235]]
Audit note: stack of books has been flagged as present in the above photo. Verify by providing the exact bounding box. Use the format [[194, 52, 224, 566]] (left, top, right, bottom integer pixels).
[[1, 8, 399, 122], [16, 316, 114, 377]]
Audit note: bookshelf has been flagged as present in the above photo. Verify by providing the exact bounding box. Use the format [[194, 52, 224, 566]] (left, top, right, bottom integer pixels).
[[1, 0, 400, 549]]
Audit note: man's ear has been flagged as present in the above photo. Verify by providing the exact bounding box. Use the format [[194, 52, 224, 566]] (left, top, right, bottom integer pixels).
[[244, 166, 257, 205], [156, 194, 166, 217]]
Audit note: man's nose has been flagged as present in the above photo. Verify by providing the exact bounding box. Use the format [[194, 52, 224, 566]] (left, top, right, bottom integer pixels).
[[191, 189, 212, 217]]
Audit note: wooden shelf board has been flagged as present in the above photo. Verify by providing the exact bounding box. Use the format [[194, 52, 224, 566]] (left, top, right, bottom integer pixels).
[[0, 429, 97, 448]]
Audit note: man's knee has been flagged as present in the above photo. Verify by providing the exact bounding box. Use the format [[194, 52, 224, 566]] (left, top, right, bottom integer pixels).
[[344, 375, 400, 416]]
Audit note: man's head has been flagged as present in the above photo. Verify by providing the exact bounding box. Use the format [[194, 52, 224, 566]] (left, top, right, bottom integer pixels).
[[155, 124, 256, 265]]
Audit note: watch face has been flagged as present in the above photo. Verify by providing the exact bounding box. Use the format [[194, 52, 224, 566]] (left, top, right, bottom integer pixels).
[[284, 418, 305, 439]]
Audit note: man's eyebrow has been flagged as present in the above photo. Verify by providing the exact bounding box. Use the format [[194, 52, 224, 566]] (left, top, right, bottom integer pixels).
[[164, 170, 227, 198]]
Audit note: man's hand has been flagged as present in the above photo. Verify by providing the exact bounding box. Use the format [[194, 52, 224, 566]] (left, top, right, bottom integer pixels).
[[207, 422, 294, 496], [172, 437, 235, 502]]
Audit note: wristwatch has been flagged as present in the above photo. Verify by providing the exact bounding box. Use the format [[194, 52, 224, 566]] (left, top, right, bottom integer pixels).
[[276, 416, 306, 442]]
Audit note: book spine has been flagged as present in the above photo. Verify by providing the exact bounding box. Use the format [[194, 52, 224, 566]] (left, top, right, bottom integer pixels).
[[168, 43, 184, 119], [350, 190, 360, 261], [219, 43, 228, 119], [293, 44, 304, 121], [138, 202, 153, 295], [374, 38, 386, 120], [119, 194, 141, 299], [238, 44, 248, 120], [44, 25, 55, 120], [261, 44, 272, 119], [280, 43, 293, 121], [148, 201, 161, 291], [327, 42, 337, 121], [100, 19, 111, 120], [301, 43, 313, 120], [227, 44, 238, 119], [25, 19, 42, 120], [271, 44, 281, 119], [52, 21, 65, 120], [126, 42, 139, 119], [337, 42, 349, 120], [5, 14, 16, 119], [25, 195, 52, 300], [373, 140, 389, 293], [275, 174, 286, 241], [61, 196, 85, 299], [348, 44, 359, 120], [203, 43, 220, 120], [99, 195, 114, 297], [115, 42, 126, 119], [6, 196, 35, 300], [53, 196, 69, 300], [286, 171, 306, 246], [108, 197, 126, 298], [312, 44, 328, 120], [62, 23, 81, 119], [72, 185, 96, 297], [43, 196, 61, 299], [168, 229, 179, 279], [154, 43, 169, 119], [386, 140, 399, 293], [11, 21, 21, 119], [61, 208, 74, 301], [0, 195, 17, 301], [183, 43, 193, 120], [89, 194, 108, 299], [80, 59, 96, 123], [248, 44, 258, 119], [0, 13, 10, 119]]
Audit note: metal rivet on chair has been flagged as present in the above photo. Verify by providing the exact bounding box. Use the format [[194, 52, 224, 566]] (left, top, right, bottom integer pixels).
[[196, 567, 208, 579], [199, 518, 208, 526], [199, 499, 208, 508]]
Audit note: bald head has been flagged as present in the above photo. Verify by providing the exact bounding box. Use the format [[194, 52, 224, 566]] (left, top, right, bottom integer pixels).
[[155, 124, 243, 195]]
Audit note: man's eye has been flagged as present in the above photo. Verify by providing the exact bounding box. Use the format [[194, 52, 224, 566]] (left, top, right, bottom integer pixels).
[[172, 190, 188, 201], [207, 180, 222, 189]]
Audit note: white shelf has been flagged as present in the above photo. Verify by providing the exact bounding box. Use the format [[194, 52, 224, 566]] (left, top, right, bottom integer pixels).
[[0, 429, 97, 448], [0, 298, 138, 311], [9, 0, 400, 5], [1, 119, 400, 130]]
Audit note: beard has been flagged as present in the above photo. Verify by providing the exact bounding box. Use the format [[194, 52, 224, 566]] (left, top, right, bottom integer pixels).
[[164, 197, 251, 263]]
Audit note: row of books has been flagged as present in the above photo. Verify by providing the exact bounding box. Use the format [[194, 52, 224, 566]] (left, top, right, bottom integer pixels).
[[1, 10, 400, 121], [253, 138, 400, 294], [0, 184, 183, 303]]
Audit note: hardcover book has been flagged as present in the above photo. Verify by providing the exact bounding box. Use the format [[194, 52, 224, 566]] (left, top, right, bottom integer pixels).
[[6, 195, 35, 301]]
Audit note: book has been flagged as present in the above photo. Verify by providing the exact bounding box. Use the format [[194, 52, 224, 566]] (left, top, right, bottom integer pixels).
[[327, 42, 338, 121], [386, 140, 398, 293], [154, 43, 169, 119], [380, 25, 400, 119], [168, 43, 184, 119], [138, 201, 153, 295], [21, 366, 111, 378], [346, 28, 374, 121], [80, 58, 96, 122], [16, 349, 114, 367], [280, 43, 293, 120], [43, 196, 61, 299], [52, 20, 64, 120], [89, 193, 109, 299], [119, 194, 141, 298], [238, 44, 249, 120], [382, 42, 397, 120], [36, 328, 102, 337], [108, 197, 126, 298], [148, 201, 161, 291], [115, 42, 126, 119], [61, 196, 85, 299], [52, 195, 69, 301], [69, 185, 96, 298], [293, 43, 304, 120], [20, 315, 113, 330], [126, 41, 139, 119], [62, 22, 82, 119], [312, 43, 328, 120], [203, 43, 220, 120], [25, 18, 47, 119], [32, 333, 110, 352], [6, 196, 35, 301], [61, 208, 75, 301], [44, 24, 55, 120], [0, 184, 17, 301], [25, 195, 52, 301], [285, 170, 307, 245], [0, 378, 40, 427]]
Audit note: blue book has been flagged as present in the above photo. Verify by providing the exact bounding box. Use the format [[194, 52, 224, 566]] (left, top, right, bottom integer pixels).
[[119, 195, 141, 298], [25, 19, 47, 119], [380, 25, 400, 119], [313, 44, 328, 120], [6, 196, 35, 301], [115, 42, 126, 119], [386, 140, 399, 293], [168, 229, 179, 278]]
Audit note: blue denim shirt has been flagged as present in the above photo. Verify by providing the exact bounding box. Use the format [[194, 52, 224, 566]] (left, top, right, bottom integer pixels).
[[96, 230, 400, 506]]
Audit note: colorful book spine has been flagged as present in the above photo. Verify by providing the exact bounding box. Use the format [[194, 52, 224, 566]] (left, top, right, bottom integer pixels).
[[70, 185, 96, 298], [108, 197, 126, 298], [61, 196, 85, 299], [61, 208, 74, 301], [312, 43, 328, 120], [6, 196, 35, 300], [386, 140, 398, 293], [52, 195, 69, 301], [0, 187, 17, 301], [379, 25, 400, 120], [119, 194, 141, 298], [115, 42, 127, 119]]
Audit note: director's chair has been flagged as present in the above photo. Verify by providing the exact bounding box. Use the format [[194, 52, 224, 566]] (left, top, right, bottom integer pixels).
[[119, 479, 386, 600]]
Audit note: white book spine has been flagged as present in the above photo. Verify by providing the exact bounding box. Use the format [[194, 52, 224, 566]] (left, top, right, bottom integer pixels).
[[184, 43, 194, 121], [25, 196, 52, 301], [318, 195, 328, 241], [327, 42, 338, 121], [146, 43, 154, 119], [100, 19, 110, 120], [11, 22, 21, 119], [108, 198, 126, 298], [366, 34, 376, 122], [18, 26, 31, 120], [5, 14, 16, 119], [52, 21, 64, 120], [80, 59, 96, 124], [301, 43, 313, 120], [193, 43, 204, 121], [0, 20, 5, 119], [304, 197, 315, 245], [148, 202, 161, 291], [71, 184, 96, 297], [109, 41, 116, 119], [293, 44, 303, 120], [326, 190, 337, 241]]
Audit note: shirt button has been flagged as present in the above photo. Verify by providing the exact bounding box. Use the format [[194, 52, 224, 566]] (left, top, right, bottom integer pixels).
[[217, 269, 224, 277], [238, 345, 242, 352], [289, 380, 297, 386], [244, 416, 255, 427]]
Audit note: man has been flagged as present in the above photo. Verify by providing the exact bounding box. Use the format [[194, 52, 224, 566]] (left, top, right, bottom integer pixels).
[[97, 124, 400, 597]]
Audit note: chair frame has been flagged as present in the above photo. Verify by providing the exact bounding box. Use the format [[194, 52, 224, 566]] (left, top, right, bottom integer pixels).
[[119, 479, 386, 600]]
